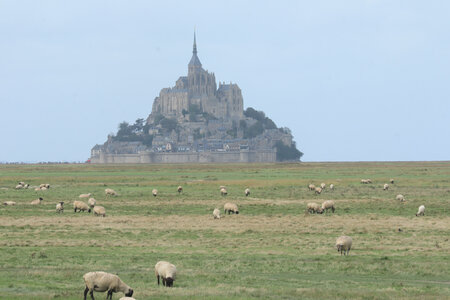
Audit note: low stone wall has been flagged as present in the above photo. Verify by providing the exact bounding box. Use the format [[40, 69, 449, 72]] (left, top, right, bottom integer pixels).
[[90, 150, 276, 164]]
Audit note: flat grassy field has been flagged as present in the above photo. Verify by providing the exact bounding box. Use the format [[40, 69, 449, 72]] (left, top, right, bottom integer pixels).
[[0, 162, 449, 300]]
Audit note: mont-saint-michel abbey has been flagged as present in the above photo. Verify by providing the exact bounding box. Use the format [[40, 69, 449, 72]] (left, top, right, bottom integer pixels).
[[90, 34, 302, 163]]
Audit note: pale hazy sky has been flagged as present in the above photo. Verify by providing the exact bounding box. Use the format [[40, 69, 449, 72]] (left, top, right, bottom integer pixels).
[[1, 1, 449, 162]]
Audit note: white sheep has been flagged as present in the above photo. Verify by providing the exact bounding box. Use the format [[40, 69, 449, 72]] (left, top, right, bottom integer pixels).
[[73, 200, 91, 213], [177, 186, 183, 194], [40, 183, 50, 189], [155, 261, 177, 287], [105, 188, 117, 196], [88, 198, 96, 208], [308, 184, 316, 191], [3, 201, 16, 206], [321, 200, 335, 213], [416, 205, 425, 216], [320, 183, 326, 190], [314, 187, 322, 195], [336, 235, 353, 255], [213, 208, 221, 219], [31, 197, 43, 205], [152, 189, 158, 197], [360, 179, 368, 184], [383, 183, 389, 190], [220, 188, 227, 196], [396, 194, 405, 202], [245, 188, 250, 197], [94, 206, 106, 217], [15, 184, 23, 190], [79, 193, 92, 198], [390, 178, 394, 184], [56, 201, 64, 213], [307, 202, 323, 214], [83, 271, 133, 300], [224, 202, 239, 214], [329, 184, 334, 190]]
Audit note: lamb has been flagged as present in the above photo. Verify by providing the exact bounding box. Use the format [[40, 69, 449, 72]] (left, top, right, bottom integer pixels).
[[245, 188, 250, 197], [56, 202, 64, 213], [83, 271, 133, 300], [336, 235, 352, 255], [213, 208, 221, 219], [79, 193, 92, 198], [93, 206, 106, 217], [314, 187, 322, 195], [177, 186, 183, 194], [308, 184, 316, 191], [321, 200, 335, 213], [320, 183, 326, 190], [155, 261, 177, 287], [416, 205, 425, 216], [396, 194, 405, 202], [383, 184, 389, 190], [307, 202, 323, 214], [152, 189, 158, 197], [31, 197, 43, 205], [224, 202, 239, 214], [220, 188, 227, 196], [73, 200, 91, 213], [329, 184, 334, 190], [88, 198, 96, 208], [105, 188, 117, 196], [3, 201, 16, 206]]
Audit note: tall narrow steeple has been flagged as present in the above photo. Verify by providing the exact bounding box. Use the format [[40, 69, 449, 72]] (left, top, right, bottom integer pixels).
[[193, 31, 197, 55], [189, 30, 202, 69]]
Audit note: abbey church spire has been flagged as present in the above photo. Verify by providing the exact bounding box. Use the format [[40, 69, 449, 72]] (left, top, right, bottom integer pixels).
[[189, 31, 202, 69]]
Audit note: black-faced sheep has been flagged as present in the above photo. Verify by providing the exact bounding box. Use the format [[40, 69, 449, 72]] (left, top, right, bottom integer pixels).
[[336, 235, 352, 255], [224, 202, 239, 214], [83, 271, 133, 300], [177, 186, 183, 194], [31, 197, 43, 205], [155, 261, 177, 287], [56, 202, 64, 213], [245, 188, 250, 197], [152, 189, 158, 197]]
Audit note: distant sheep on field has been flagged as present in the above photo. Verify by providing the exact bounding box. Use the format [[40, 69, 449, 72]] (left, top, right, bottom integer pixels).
[[83, 271, 133, 300], [56, 202, 64, 213], [152, 189, 158, 197], [416, 205, 425, 216], [79, 193, 92, 198], [220, 188, 227, 196], [383, 184, 389, 190], [155, 261, 177, 287], [308, 184, 315, 191], [88, 198, 96, 208], [177, 186, 183, 194], [320, 183, 326, 190], [314, 187, 322, 195], [105, 188, 117, 196], [307, 202, 323, 214], [390, 179, 394, 184], [396, 194, 405, 202], [245, 188, 250, 197], [73, 200, 91, 213], [336, 236, 352, 255], [31, 197, 43, 205], [224, 203, 239, 214], [322, 200, 335, 213], [213, 208, 221, 219], [93, 206, 106, 217], [3, 201, 16, 206], [329, 184, 334, 190]]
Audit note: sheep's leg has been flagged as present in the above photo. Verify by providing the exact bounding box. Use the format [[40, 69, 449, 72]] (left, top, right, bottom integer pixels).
[[157, 275, 160, 285], [89, 289, 95, 300], [162, 278, 166, 286], [107, 289, 113, 300], [83, 287, 89, 300]]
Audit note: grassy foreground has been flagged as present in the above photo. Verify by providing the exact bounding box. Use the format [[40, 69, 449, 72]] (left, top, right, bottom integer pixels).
[[0, 162, 449, 300]]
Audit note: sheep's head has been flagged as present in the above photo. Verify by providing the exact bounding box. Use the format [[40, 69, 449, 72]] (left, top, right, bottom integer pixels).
[[60, 202, 64, 205], [88, 209, 91, 213], [39, 197, 43, 201], [166, 277, 174, 287], [336, 244, 342, 252], [125, 288, 133, 297]]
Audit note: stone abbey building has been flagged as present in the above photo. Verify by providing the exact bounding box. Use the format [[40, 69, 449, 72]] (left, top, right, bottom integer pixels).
[[90, 34, 300, 164]]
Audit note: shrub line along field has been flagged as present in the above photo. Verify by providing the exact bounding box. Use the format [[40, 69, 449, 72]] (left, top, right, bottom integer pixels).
[[0, 162, 449, 299]]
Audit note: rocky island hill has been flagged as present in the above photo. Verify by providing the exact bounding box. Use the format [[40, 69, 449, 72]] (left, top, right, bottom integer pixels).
[[90, 34, 302, 163]]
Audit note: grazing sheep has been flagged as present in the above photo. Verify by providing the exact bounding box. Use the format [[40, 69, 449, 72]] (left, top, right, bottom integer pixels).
[[336, 236, 353, 255], [329, 184, 334, 190], [15, 184, 24, 190], [88, 198, 96, 208], [105, 188, 117, 196], [31, 197, 43, 205], [396, 194, 405, 202], [220, 188, 227, 196], [245, 188, 250, 197], [314, 187, 322, 195], [56, 202, 64, 213], [73, 200, 91, 213], [83, 271, 133, 300], [416, 205, 425, 216], [3, 201, 16, 206], [308, 184, 316, 191], [177, 186, 183, 194], [224, 202, 239, 214], [320, 183, 326, 190], [366, 179, 372, 183], [322, 200, 335, 213], [79, 193, 92, 198], [360, 179, 368, 184], [307, 202, 323, 214], [152, 189, 158, 197], [155, 261, 177, 287], [93, 206, 106, 217], [40, 183, 50, 189], [390, 178, 394, 184], [213, 208, 221, 219], [383, 184, 389, 190]]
